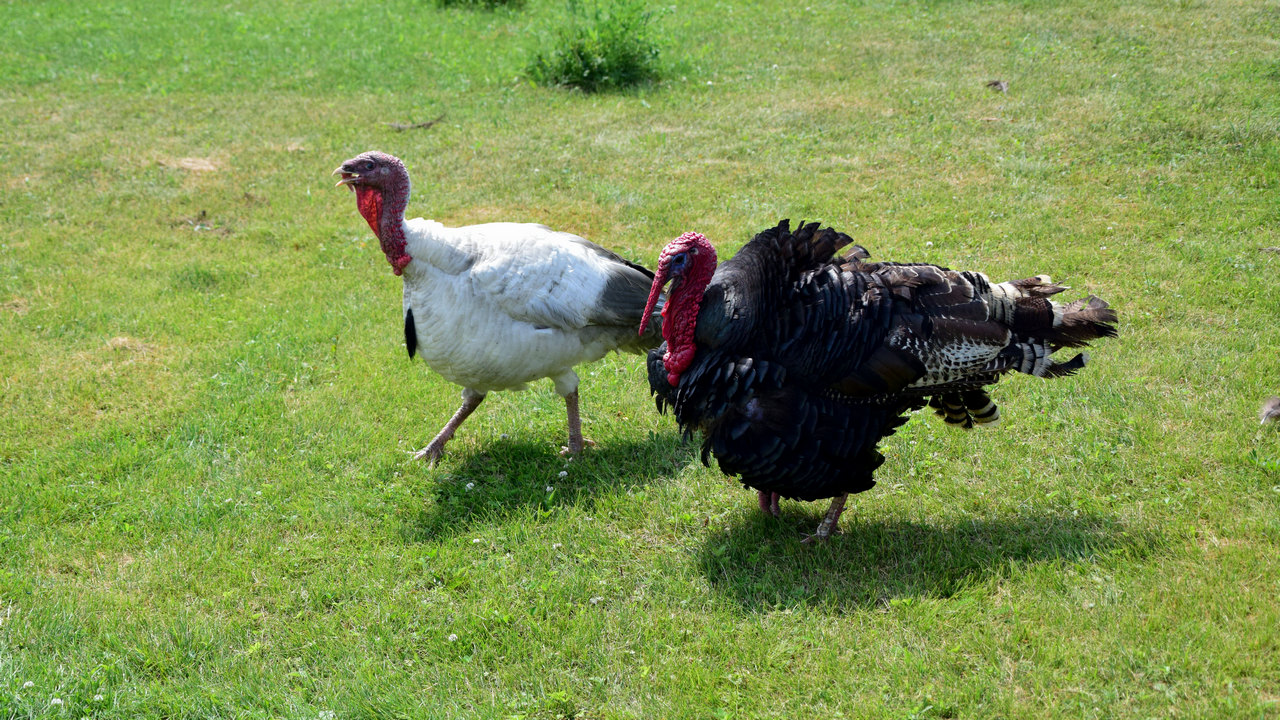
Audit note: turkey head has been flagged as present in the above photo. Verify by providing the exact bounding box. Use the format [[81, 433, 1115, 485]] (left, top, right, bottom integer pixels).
[[334, 150, 413, 275], [640, 231, 717, 386]]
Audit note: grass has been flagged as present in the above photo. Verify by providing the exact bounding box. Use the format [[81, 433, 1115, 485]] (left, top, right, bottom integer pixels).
[[1, 0, 1279, 717]]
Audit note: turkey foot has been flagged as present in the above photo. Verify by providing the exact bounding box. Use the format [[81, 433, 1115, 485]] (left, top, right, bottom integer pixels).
[[412, 439, 448, 466], [413, 391, 485, 466], [757, 490, 781, 517], [559, 437, 597, 457], [802, 494, 848, 543]]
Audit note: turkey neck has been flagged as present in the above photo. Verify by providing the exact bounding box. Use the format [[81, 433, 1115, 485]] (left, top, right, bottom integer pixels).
[[356, 168, 413, 276]]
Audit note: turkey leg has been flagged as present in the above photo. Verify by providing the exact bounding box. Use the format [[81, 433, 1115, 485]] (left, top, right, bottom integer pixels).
[[414, 389, 485, 465], [560, 390, 595, 456], [757, 490, 781, 517], [803, 493, 848, 543]]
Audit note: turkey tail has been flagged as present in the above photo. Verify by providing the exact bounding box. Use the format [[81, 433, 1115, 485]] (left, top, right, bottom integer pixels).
[[994, 278, 1118, 348], [1041, 351, 1089, 378], [1047, 296, 1119, 349], [987, 275, 1118, 359], [929, 390, 1001, 429], [1004, 274, 1068, 297]]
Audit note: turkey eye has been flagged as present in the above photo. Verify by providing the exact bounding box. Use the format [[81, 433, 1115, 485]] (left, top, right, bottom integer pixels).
[[362, 160, 376, 171], [670, 253, 689, 272]]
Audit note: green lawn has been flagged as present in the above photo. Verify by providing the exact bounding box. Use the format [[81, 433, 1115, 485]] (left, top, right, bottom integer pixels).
[[2, 0, 1278, 717]]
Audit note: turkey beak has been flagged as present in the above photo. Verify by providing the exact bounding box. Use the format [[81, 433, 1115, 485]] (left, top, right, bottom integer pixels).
[[333, 166, 360, 189]]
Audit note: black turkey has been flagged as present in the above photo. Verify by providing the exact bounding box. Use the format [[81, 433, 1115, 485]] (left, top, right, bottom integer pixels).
[[639, 220, 1118, 540]]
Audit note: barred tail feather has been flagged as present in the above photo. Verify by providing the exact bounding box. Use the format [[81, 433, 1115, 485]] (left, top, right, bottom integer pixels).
[[929, 390, 1001, 430], [1048, 296, 1119, 348], [1041, 351, 1089, 378], [929, 394, 972, 428], [1003, 274, 1069, 298], [963, 389, 1001, 425], [997, 343, 1091, 379]]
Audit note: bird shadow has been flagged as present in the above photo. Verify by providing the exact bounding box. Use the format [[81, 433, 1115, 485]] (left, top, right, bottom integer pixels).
[[396, 430, 693, 543], [695, 509, 1158, 613]]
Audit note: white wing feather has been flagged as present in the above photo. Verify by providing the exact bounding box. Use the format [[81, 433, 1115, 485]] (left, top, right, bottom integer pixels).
[[407, 220, 615, 330], [396, 218, 651, 393]]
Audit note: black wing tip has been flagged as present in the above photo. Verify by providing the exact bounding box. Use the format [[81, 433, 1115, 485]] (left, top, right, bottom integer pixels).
[[570, 236, 655, 280], [405, 307, 418, 359]]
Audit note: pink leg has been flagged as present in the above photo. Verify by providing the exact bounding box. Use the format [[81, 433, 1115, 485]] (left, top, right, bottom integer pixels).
[[757, 490, 781, 517], [559, 390, 595, 456], [413, 390, 485, 466], [803, 494, 848, 543]]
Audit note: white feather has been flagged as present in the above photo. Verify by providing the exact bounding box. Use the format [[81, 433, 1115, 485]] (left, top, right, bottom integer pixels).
[[400, 219, 643, 395]]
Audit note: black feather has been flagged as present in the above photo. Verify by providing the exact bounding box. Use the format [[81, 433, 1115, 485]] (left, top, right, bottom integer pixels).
[[649, 219, 1119, 513], [405, 308, 418, 359]]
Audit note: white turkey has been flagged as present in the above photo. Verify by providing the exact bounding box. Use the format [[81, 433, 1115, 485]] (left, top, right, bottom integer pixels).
[[641, 220, 1118, 540], [335, 150, 662, 463]]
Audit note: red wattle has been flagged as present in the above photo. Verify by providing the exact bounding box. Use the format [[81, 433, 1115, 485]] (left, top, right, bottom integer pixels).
[[652, 231, 718, 387], [355, 186, 382, 237], [356, 185, 411, 274], [662, 308, 700, 386]]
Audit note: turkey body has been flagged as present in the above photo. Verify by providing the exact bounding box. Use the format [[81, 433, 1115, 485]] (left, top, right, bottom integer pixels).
[[642, 220, 1118, 539], [336, 151, 661, 462], [401, 219, 655, 394]]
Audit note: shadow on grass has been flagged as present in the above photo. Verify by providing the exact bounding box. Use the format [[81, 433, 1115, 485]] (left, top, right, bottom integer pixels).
[[396, 430, 692, 542], [696, 510, 1157, 612]]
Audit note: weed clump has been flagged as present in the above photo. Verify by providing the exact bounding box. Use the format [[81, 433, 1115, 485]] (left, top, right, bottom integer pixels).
[[527, 0, 661, 92]]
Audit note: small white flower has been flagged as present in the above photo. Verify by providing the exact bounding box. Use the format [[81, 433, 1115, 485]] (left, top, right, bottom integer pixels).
[[925, 241, 934, 247], [558, 470, 568, 478], [471, 538, 482, 544], [545, 485, 554, 493], [552, 543, 563, 550], [22, 681, 33, 688], [50, 698, 63, 706], [224, 498, 232, 503], [447, 634, 458, 642], [93, 695, 104, 702], [465, 482, 475, 490], [318, 712, 336, 720], [589, 596, 603, 605]]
